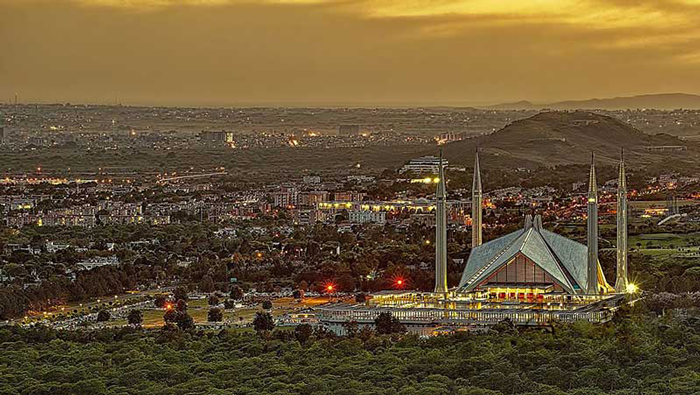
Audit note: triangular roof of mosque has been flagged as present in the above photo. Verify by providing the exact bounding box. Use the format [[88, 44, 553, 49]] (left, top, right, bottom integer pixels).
[[458, 218, 596, 294], [458, 229, 524, 288], [539, 229, 589, 290]]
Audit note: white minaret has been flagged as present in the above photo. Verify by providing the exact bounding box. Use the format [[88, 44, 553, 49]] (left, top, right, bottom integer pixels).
[[615, 149, 629, 293], [471, 150, 483, 248], [586, 153, 599, 294], [434, 151, 448, 294]]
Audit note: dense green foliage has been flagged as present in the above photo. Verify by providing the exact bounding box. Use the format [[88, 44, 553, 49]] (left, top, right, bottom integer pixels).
[[128, 310, 144, 327], [2, 313, 700, 395]]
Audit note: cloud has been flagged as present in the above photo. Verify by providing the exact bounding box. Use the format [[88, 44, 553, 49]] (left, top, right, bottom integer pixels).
[[0, 0, 698, 105]]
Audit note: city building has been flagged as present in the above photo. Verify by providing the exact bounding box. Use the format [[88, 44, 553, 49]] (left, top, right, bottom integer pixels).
[[400, 156, 450, 174], [338, 125, 360, 136], [298, 191, 328, 206], [200, 131, 234, 143], [271, 186, 298, 208], [294, 209, 320, 226], [303, 175, 321, 185], [76, 256, 120, 271], [348, 210, 386, 225]]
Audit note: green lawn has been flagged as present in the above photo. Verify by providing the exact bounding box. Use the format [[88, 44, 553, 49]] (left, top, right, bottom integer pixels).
[[28, 295, 336, 328], [628, 232, 700, 249]]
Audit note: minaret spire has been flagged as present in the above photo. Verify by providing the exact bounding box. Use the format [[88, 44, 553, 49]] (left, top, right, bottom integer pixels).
[[615, 148, 629, 293], [471, 149, 483, 248], [586, 153, 599, 294], [434, 150, 448, 294]]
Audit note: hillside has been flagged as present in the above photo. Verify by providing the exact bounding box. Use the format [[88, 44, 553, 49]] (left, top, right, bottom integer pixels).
[[438, 111, 700, 169], [487, 93, 700, 110]]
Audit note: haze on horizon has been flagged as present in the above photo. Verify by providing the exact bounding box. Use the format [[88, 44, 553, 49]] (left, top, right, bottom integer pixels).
[[1, 0, 700, 107]]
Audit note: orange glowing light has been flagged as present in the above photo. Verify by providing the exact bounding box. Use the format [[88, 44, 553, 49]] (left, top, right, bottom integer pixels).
[[327, 285, 334, 291], [393, 276, 408, 289]]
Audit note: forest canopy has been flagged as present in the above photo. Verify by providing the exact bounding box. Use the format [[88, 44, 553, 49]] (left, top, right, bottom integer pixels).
[[1, 312, 700, 395]]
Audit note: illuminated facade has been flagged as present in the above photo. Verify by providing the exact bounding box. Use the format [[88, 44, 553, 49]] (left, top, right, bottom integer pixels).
[[458, 213, 614, 296], [316, 152, 630, 334], [400, 155, 450, 174]]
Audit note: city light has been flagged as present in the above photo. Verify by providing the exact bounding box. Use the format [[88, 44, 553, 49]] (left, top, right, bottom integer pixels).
[[411, 178, 441, 184], [626, 283, 639, 294], [323, 281, 337, 293]]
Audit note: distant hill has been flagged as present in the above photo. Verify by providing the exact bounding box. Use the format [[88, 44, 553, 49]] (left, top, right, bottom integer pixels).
[[438, 111, 700, 169], [486, 93, 700, 110], [487, 100, 536, 110]]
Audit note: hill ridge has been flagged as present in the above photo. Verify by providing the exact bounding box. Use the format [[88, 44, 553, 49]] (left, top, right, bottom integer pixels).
[[435, 111, 697, 169], [486, 93, 700, 110]]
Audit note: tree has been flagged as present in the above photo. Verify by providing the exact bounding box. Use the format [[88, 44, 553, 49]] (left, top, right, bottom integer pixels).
[[294, 323, 313, 344], [208, 308, 223, 322], [163, 309, 178, 324], [173, 286, 189, 302], [644, 292, 679, 316], [292, 289, 304, 300], [208, 295, 220, 306], [337, 273, 356, 292], [154, 294, 167, 308], [200, 275, 215, 293], [262, 300, 273, 310], [253, 312, 275, 334], [358, 326, 375, 342], [127, 309, 143, 327], [343, 321, 359, 337], [176, 299, 187, 312], [175, 312, 195, 330], [374, 312, 406, 335], [230, 285, 244, 301], [492, 317, 516, 334], [96, 310, 111, 322], [355, 293, 367, 303]]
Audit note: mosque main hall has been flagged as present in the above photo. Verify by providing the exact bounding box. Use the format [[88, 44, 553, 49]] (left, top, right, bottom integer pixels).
[[317, 151, 634, 334]]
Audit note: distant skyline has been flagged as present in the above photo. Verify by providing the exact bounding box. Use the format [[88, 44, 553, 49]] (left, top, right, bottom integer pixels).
[[2, 0, 700, 107]]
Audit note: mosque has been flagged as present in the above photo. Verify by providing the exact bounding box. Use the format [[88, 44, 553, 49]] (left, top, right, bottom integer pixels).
[[316, 151, 633, 334]]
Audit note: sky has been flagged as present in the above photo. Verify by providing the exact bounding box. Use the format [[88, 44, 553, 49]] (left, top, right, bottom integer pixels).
[[1, 0, 700, 107]]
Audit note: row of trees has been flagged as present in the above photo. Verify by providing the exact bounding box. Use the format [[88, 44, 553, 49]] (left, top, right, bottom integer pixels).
[[3, 308, 700, 395]]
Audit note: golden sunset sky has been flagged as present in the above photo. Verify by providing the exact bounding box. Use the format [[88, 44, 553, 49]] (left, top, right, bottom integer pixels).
[[1, 0, 699, 106]]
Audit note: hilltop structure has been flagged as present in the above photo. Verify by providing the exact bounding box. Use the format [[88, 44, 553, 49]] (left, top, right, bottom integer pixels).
[[458, 154, 614, 297], [317, 152, 631, 335]]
